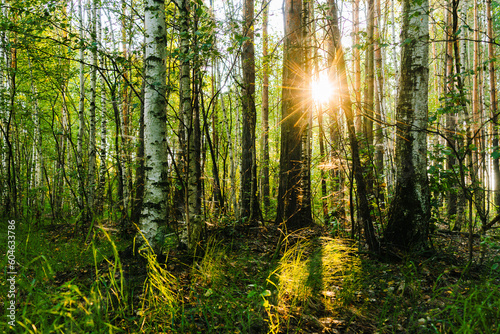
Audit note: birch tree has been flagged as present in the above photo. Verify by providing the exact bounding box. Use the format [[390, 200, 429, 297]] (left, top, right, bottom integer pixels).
[[487, 0, 500, 210], [175, 0, 203, 251], [384, 0, 430, 250], [140, 0, 168, 249]]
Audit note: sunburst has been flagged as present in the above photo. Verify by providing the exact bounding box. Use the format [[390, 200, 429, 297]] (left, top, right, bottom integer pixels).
[[311, 72, 335, 104]]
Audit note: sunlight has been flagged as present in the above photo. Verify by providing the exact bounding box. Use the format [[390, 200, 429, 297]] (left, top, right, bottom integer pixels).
[[311, 72, 335, 104]]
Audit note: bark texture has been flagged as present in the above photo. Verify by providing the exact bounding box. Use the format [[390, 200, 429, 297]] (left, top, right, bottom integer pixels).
[[260, 2, 270, 215], [140, 0, 168, 249], [384, 0, 430, 250], [328, 0, 379, 253], [240, 0, 260, 221], [276, 0, 313, 229], [88, 0, 97, 223], [487, 0, 500, 210]]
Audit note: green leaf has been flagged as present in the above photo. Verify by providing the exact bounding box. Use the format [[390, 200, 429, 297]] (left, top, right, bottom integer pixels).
[[260, 289, 271, 297], [247, 290, 257, 298]]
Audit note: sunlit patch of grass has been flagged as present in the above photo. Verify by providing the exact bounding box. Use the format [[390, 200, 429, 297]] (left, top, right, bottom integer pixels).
[[266, 237, 362, 332], [320, 238, 362, 308], [192, 238, 228, 288], [138, 250, 178, 332], [273, 241, 312, 310]]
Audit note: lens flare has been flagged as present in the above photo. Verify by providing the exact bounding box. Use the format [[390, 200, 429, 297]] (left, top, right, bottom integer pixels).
[[311, 72, 334, 104]]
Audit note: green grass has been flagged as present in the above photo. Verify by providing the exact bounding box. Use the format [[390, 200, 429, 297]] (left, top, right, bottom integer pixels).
[[2, 219, 500, 333]]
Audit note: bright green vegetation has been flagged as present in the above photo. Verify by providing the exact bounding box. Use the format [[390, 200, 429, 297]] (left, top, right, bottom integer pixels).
[[1, 220, 499, 333]]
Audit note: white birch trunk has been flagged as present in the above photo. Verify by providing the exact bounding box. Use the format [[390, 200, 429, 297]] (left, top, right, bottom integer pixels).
[[384, 0, 430, 250], [140, 0, 168, 248]]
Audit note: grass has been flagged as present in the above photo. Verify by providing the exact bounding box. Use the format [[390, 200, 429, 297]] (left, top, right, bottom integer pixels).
[[2, 218, 500, 333], [265, 237, 364, 332]]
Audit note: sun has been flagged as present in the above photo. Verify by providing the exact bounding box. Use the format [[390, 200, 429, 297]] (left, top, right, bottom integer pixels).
[[311, 72, 334, 104]]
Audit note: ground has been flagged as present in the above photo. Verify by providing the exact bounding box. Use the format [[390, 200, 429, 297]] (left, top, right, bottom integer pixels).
[[1, 218, 499, 333]]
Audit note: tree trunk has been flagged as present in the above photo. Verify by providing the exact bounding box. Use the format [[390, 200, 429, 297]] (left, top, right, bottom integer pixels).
[[222, 93, 237, 213], [445, 5, 458, 226], [98, 8, 108, 216], [487, 0, 500, 210], [121, 0, 131, 220], [318, 110, 328, 220], [472, 0, 486, 225], [240, 0, 260, 221], [27, 55, 44, 220], [201, 92, 224, 214], [276, 0, 313, 230], [88, 0, 97, 224], [260, 1, 270, 216], [77, 0, 86, 223], [301, 0, 313, 223], [0, 15, 6, 210], [353, 0, 362, 133], [175, 0, 194, 248], [384, 0, 430, 251], [374, 0, 385, 209], [140, 0, 168, 249], [186, 1, 203, 251], [131, 80, 145, 225], [451, 0, 467, 231], [189, 63, 202, 251], [328, 0, 379, 253], [363, 0, 375, 196]]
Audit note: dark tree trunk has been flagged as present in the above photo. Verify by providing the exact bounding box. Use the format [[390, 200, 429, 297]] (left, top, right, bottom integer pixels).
[[260, 1, 270, 215], [131, 81, 145, 225], [276, 0, 313, 230], [328, 0, 379, 253], [240, 0, 260, 221]]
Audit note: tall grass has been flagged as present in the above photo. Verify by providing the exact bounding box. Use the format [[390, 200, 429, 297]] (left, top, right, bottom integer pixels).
[[265, 237, 361, 332], [0, 226, 132, 333], [428, 279, 500, 333]]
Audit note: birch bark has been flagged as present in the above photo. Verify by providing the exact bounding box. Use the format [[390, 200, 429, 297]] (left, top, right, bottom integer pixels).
[[140, 0, 168, 248], [384, 0, 430, 250]]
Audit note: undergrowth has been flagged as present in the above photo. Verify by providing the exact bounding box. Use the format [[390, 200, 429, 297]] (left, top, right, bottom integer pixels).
[[1, 220, 500, 333]]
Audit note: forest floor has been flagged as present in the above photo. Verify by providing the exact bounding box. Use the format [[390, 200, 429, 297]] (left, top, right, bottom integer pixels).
[[1, 218, 500, 333]]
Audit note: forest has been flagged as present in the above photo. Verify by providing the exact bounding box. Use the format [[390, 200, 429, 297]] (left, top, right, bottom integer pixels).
[[1, 0, 500, 332]]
